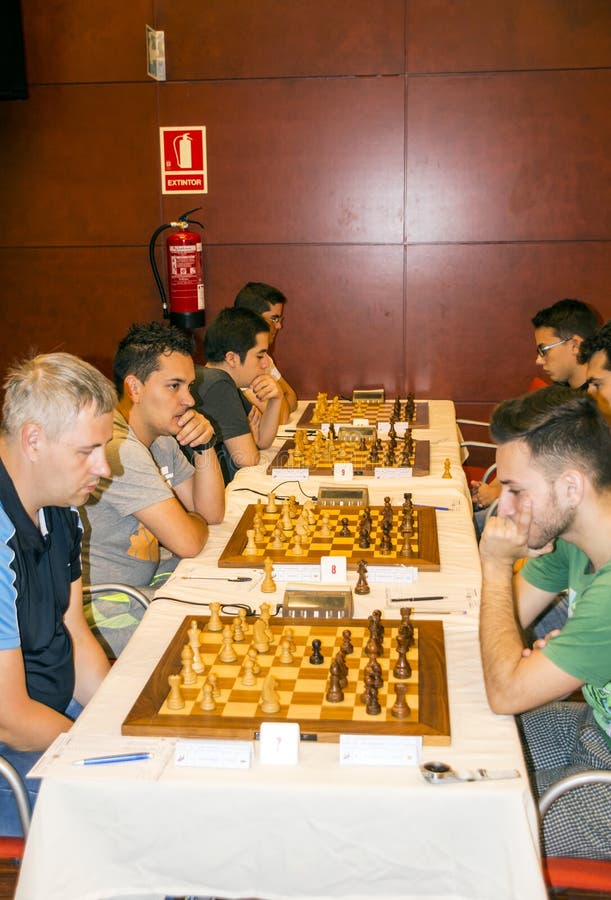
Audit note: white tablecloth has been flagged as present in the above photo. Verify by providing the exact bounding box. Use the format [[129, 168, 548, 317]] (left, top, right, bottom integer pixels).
[[15, 400, 547, 900]]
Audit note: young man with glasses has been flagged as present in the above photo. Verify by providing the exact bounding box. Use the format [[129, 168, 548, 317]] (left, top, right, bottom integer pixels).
[[531, 297, 599, 389], [472, 298, 600, 519], [234, 281, 297, 421]]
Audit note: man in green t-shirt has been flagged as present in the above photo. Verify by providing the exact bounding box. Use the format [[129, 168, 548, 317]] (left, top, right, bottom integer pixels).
[[479, 386, 611, 860]]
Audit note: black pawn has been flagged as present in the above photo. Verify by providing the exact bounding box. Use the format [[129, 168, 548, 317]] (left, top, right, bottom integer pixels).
[[309, 639, 324, 665], [326, 661, 344, 702], [341, 629, 354, 654], [365, 683, 382, 716]]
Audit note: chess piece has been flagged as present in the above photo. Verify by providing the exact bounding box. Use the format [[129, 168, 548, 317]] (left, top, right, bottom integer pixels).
[[232, 617, 245, 643], [261, 557, 277, 593], [219, 624, 238, 662], [393, 635, 412, 679], [266, 492, 278, 513], [442, 458, 452, 479], [340, 518, 351, 537], [207, 672, 221, 699], [207, 601, 223, 632], [341, 629, 354, 655], [278, 637, 294, 664], [238, 607, 249, 635], [309, 638, 324, 665], [188, 620, 205, 674], [199, 682, 216, 712], [271, 526, 285, 549], [167, 674, 185, 710], [285, 628, 296, 652], [391, 683, 411, 719], [247, 646, 261, 674], [319, 514, 331, 537], [253, 618, 270, 653], [365, 683, 382, 716], [355, 559, 370, 595], [241, 658, 257, 687], [325, 661, 344, 702], [290, 534, 305, 556], [260, 674, 281, 714], [181, 644, 197, 685], [244, 528, 258, 555]]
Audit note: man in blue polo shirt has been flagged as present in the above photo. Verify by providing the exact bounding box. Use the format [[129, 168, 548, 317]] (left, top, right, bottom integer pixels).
[[0, 352, 115, 835]]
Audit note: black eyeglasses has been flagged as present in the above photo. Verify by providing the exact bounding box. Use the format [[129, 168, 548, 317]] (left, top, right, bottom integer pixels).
[[268, 314, 284, 324], [536, 338, 569, 358]]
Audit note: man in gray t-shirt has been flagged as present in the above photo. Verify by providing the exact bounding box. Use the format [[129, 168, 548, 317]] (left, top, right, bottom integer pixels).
[[80, 323, 225, 656]]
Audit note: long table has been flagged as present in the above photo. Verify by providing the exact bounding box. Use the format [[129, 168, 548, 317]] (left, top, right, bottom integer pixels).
[[15, 401, 547, 900]]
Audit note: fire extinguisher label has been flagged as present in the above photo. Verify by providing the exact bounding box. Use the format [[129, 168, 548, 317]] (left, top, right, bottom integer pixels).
[[160, 126, 207, 195]]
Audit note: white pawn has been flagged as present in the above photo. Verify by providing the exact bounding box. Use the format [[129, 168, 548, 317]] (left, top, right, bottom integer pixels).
[[199, 683, 216, 712], [319, 514, 331, 537], [207, 671, 221, 699], [278, 638, 294, 664], [219, 624, 237, 662], [247, 646, 261, 674], [244, 528, 257, 555], [232, 617, 245, 642], [241, 658, 257, 687]]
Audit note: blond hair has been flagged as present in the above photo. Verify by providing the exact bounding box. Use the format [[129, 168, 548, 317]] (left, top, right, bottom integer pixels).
[[1, 352, 116, 440]]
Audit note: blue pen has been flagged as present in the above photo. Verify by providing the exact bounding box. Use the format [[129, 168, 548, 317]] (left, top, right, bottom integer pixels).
[[73, 752, 151, 766]]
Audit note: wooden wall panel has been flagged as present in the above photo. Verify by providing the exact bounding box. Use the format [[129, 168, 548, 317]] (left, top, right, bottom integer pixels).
[[0, 247, 160, 379], [202, 244, 405, 399], [406, 70, 611, 243], [158, 0, 405, 78], [158, 77, 404, 245], [22, 1, 152, 83], [0, 3, 609, 407], [0, 85, 159, 247], [405, 242, 611, 402], [407, 0, 611, 72]]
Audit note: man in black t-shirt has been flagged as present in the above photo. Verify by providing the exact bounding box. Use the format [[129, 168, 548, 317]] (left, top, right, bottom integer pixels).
[[0, 352, 116, 835]]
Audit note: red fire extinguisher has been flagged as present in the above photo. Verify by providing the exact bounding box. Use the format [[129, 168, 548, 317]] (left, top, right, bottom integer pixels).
[[149, 207, 205, 329]]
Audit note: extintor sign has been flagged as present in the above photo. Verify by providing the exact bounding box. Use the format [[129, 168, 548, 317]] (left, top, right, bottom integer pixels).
[[160, 126, 207, 194]]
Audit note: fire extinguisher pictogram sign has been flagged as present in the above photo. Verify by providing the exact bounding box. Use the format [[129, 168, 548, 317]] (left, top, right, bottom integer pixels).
[[160, 126, 207, 195]]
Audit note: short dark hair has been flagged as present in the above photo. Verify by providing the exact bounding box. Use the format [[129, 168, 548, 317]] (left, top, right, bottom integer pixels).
[[205, 307, 270, 364], [491, 385, 611, 490], [578, 321, 611, 369], [234, 282, 287, 316], [113, 322, 194, 396], [531, 298, 599, 339]]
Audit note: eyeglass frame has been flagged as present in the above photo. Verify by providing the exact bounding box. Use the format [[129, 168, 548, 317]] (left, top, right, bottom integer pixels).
[[267, 314, 284, 324], [536, 337, 570, 358]]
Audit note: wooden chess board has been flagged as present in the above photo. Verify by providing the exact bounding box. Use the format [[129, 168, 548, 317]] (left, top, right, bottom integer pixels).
[[217, 501, 440, 571], [122, 615, 450, 744], [266, 437, 430, 476], [297, 400, 430, 429]]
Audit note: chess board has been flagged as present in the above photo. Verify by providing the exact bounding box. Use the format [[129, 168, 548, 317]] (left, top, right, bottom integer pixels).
[[122, 615, 450, 744], [266, 437, 430, 476], [217, 501, 440, 571], [297, 400, 430, 429]]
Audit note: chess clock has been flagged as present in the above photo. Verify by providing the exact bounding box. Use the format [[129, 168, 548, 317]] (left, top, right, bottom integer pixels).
[[337, 425, 377, 442], [282, 588, 354, 619], [352, 388, 385, 403], [317, 486, 369, 507]]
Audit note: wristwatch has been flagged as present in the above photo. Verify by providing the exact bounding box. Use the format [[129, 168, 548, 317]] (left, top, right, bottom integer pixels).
[[192, 434, 217, 454]]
